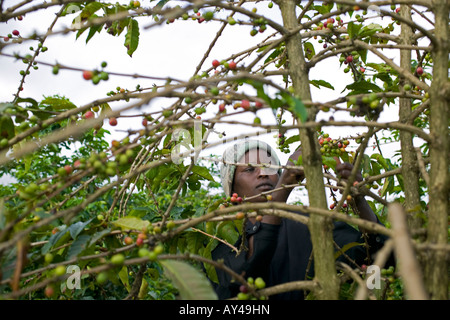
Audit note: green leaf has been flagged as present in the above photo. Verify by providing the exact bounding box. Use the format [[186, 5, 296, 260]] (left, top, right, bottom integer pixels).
[[80, 2, 104, 19], [303, 42, 315, 60], [0, 115, 15, 140], [161, 260, 218, 300], [339, 151, 350, 164], [242, 79, 270, 103], [40, 96, 76, 111], [284, 135, 300, 146], [124, 18, 140, 57], [118, 266, 131, 292], [187, 175, 201, 191], [99, 103, 112, 118], [345, 80, 382, 93], [156, 0, 170, 8], [264, 48, 282, 64], [186, 231, 206, 254], [67, 234, 91, 259], [335, 242, 364, 260], [202, 240, 219, 284], [359, 23, 383, 38], [288, 95, 308, 123], [312, 3, 334, 14], [0, 199, 6, 230], [347, 21, 362, 40], [358, 49, 368, 64], [191, 165, 214, 182], [370, 153, 388, 170], [362, 154, 372, 174], [217, 221, 239, 245], [322, 156, 338, 171], [380, 176, 394, 197], [68, 218, 93, 240], [0, 102, 15, 112], [16, 97, 39, 108], [88, 228, 111, 247], [86, 21, 103, 43], [41, 226, 69, 254], [112, 216, 150, 231], [310, 79, 335, 90]]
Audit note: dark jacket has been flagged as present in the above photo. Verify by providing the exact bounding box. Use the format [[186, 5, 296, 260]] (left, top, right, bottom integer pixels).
[[211, 212, 391, 300]]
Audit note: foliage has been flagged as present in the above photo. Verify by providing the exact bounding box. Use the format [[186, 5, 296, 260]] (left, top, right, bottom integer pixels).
[[0, 0, 447, 300]]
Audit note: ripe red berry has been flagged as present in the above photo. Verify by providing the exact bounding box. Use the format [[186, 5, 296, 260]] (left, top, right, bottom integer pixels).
[[73, 159, 82, 168], [44, 285, 55, 298], [212, 59, 220, 68], [218, 103, 226, 113], [12, 30, 20, 36], [254, 100, 263, 109], [241, 100, 250, 110], [124, 236, 133, 245], [329, 203, 336, 209], [136, 237, 144, 247], [232, 193, 238, 198], [142, 118, 148, 126], [346, 55, 353, 63], [416, 67, 424, 75], [138, 232, 147, 240], [236, 212, 245, 220], [109, 117, 118, 126], [84, 111, 95, 119], [228, 61, 237, 70], [82, 70, 93, 80], [111, 140, 120, 148], [64, 165, 72, 175]]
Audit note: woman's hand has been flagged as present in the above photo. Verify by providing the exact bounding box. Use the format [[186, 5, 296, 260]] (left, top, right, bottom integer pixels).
[[336, 161, 363, 186], [335, 160, 378, 226], [272, 148, 304, 203], [279, 148, 305, 186]]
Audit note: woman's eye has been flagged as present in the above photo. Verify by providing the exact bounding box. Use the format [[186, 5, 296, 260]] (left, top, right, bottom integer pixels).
[[244, 167, 255, 172]]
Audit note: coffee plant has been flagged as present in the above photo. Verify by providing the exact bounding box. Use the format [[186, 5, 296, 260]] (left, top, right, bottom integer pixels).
[[0, 0, 447, 300]]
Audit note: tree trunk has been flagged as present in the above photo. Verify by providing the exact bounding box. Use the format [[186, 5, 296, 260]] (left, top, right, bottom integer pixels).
[[425, 0, 449, 300], [398, 6, 423, 231], [277, 0, 339, 299]]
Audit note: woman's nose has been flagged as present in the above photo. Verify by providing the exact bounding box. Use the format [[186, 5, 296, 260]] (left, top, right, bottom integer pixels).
[[259, 166, 277, 176]]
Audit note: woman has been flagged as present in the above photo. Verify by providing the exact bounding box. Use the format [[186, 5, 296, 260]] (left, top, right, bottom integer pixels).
[[211, 139, 391, 300]]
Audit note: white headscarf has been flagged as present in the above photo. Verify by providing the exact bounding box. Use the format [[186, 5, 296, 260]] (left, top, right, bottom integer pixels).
[[220, 139, 282, 197]]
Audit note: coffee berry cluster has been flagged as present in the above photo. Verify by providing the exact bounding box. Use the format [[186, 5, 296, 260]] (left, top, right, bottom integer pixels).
[[237, 277, 267, 300], [319, 133, 350, 156]]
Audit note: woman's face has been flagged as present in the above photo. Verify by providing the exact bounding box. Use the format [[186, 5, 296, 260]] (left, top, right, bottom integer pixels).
[[231, 149, 279, 202]]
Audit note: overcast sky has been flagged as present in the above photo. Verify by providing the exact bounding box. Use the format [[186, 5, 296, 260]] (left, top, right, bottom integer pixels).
[[1, 1, 415, 203]]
